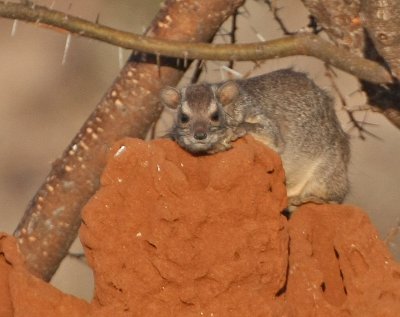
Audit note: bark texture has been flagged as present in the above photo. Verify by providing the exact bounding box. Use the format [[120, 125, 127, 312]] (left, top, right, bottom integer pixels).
[[14, 0, 244, 281], [302, 0, 364, 56], [361, 0, 400, 79], [302, 0, 400, 129]]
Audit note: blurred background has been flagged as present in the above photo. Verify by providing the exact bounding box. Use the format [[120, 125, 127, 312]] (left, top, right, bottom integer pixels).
[[0, 0, 399, 300]]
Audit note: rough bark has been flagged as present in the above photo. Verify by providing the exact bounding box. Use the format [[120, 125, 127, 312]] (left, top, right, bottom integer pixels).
[[302, 0, 364, 56], [14, 0, 244, 281], [361, 0, 400, 79], [302, 0, 400, 129]]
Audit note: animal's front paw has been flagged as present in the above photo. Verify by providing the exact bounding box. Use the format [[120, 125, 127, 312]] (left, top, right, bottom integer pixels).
[[208, 142, 232, 154], [233, 126, 247, 139]]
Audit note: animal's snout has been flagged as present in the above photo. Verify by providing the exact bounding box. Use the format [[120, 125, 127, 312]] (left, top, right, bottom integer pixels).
[[194, 131, 207, 140], [193, 122, 208, 141]]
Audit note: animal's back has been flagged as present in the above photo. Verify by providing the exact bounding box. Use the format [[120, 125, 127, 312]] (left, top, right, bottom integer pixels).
[[232, 70, 350, 205]]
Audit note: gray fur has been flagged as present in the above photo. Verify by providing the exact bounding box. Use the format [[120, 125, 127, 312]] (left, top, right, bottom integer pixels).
[[160, 69, 350, 206]]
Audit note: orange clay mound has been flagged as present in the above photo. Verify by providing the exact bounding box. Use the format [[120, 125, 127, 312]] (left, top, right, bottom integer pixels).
[[0, 135, 399, 317]]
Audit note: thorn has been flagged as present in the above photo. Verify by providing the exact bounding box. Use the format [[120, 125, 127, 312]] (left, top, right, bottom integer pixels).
[[118, 47, 124, 69], [183, 51, 188, 68], [67, 2, 72, 10], [249, 26, 266, 42], [95, 12, 100, 24], [219, 67, 226, 81], [11, 19, 18, 37], [49, 0, 56, 9], [190, 59, 205, 84], [156, 53, 161, 78], [199, 59, 206, 70], [62, 33, 72, 65], [220, 65, 243, 79]]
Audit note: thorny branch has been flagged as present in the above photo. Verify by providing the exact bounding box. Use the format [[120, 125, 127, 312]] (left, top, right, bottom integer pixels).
[[325, 65, 380, 140], [0, 1, 392, 84], [265, 0, 378, 138], [227, 8, 239, 70], [13, 0, 245, 281]]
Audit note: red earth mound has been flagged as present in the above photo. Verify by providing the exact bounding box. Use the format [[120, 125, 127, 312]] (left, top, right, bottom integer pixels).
[[0, 136, 399, 316]]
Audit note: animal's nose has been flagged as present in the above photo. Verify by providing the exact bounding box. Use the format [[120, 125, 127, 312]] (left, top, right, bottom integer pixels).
[[194, 131, 207, 140]]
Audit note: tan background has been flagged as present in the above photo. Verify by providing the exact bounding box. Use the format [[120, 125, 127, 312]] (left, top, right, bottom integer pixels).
[[0, 0, 398, 300]]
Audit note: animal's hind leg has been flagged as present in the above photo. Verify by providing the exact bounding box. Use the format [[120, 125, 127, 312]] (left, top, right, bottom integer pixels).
[[288, 164, 348, 206]]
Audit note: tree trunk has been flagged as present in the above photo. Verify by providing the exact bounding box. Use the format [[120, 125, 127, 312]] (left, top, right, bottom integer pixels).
[[14, 0, 244, 281]]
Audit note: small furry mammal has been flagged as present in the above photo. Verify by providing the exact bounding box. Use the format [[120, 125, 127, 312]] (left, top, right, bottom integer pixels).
[[160, 69, 350, 206]]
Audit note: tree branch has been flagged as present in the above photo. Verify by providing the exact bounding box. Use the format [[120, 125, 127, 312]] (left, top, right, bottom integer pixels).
[[0, 1, 392, 84], [302, 0, 365, 56], [361, 0, 400, 79], [13, 0, 245, 281], [302, 0, 400, 130]]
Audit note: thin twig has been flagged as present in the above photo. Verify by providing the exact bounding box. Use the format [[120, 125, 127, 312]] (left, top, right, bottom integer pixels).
[[0, 1, 392, 84], [190, 59, 206, 84], [228, 8, 239, 69], [265, 0, 295, 35], [325, 64, 381, 140]]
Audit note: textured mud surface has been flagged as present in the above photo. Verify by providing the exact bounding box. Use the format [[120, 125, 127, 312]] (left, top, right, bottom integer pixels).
[[0, 136, 399, 316]]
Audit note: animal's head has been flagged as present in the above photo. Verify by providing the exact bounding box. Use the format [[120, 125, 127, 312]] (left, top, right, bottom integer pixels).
[[161, 81, 240, 153]]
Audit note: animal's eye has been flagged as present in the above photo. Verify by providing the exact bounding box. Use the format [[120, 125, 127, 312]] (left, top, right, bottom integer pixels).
[[210, 111, 219, 122], [179, 113, 189, 124]]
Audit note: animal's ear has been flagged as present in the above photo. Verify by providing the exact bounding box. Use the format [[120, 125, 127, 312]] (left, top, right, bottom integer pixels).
[[160, 87, 181, 109], [216, 81, 239, 106]]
